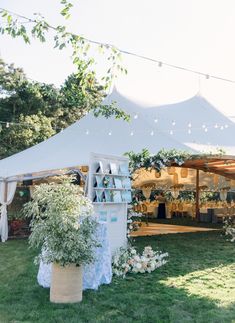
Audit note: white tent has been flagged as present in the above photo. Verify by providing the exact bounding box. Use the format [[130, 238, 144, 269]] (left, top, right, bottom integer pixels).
[[0, 99, 191, 181], [0, 95, 191, 241], [1, 87, 234, 241], [107, 88, 235, 154]]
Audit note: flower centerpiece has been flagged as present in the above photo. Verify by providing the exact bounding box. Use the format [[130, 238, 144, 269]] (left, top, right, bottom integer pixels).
[[23, 177, 99, 303]]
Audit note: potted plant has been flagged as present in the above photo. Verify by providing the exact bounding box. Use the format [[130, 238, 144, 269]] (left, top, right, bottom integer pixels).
[[23, 177, 99, 303], [8, 211, 29, 237]]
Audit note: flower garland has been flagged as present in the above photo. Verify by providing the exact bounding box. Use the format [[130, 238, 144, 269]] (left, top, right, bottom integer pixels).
[[127, 207, 142, 240]]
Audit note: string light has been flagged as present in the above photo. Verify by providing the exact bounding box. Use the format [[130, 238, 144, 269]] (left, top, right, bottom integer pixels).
[[0, 116, 233, 137], [1, 7, 235, 85]]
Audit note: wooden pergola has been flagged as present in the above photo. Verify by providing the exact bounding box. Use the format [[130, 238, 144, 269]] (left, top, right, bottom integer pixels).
[[171, 155, 235, 220]]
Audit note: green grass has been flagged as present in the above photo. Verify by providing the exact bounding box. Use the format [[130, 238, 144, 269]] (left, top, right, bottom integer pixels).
[[0, 231, 235, 323]]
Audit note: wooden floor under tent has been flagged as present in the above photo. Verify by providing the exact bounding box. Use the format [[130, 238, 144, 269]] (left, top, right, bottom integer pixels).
[[131, 222, 218, 237]]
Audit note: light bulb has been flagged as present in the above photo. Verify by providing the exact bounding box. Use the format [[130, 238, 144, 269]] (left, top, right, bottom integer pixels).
[[108, 131, 112, 136], [202, 124, 206, 129], [214, 124, 218, 129], [225, 124, 228, 128], [172, 120, 176, 126], [204, 128, 208, 132], [188, 122, 192, 128], [154, 118, 158, 123], [150, 131, 154, 136], [134, 114, 138, 119], [86, 130, 89, 135], [130, 131, 134, 136], [188, 129, 191, 134], [220, 126, 224, 130], [170, 130, 173, 135], [6, 122, 9, 128]]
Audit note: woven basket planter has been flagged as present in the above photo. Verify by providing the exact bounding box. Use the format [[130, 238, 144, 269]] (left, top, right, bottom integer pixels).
[[50, 263, 82, 303]]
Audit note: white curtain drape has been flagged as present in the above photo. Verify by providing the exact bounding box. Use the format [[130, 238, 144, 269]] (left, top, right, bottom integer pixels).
[[0, 181, 17, 242]]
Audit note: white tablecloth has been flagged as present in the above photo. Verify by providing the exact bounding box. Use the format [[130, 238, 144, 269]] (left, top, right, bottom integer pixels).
[[37, 222, 112, 290]]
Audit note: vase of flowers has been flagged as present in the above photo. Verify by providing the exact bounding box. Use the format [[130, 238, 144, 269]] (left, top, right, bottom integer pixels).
[[23, 177, 99, 303]]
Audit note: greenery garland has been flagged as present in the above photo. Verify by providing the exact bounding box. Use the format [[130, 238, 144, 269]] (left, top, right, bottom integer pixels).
[[125, 148, 191, 174], [125, 148, 225, 174]]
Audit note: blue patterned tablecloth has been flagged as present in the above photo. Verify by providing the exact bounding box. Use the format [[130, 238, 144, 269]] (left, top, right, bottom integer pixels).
[[37, 222, 112, 290]]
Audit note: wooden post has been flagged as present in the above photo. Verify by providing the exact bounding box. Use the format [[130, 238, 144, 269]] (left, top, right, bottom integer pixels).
[[4, 181, 8, 203], [195, 169, 200, 221]]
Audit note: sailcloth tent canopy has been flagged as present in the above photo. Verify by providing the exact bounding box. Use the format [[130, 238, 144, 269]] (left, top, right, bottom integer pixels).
[[1, 87, 234, 181], [107, 88, 235, 154], [0, 105, 190, 181], [0, 88, 234, 242]]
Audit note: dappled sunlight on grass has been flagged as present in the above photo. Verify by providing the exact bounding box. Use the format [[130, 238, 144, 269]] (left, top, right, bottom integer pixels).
[[161, 263, 235, 307], [1, 232, 235, 322]]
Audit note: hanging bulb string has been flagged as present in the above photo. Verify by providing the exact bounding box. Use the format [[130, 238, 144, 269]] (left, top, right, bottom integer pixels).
[[1, 7, 235, 85], [0, 120, 64, 131], [0, 118, 232, 134]]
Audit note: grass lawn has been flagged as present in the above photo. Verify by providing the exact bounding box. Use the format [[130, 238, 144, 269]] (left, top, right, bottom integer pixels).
[[0, 231, 235, 323]]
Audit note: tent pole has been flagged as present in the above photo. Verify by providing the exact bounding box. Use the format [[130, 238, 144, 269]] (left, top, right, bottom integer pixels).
[[195, 169, 200, 221], [4, 181, 8, 203]]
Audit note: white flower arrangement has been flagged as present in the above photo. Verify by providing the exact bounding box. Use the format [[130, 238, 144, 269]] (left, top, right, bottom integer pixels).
[[127, 208, 142, 239], [112, 245, 168, 277], [223, 217, 235, 242]]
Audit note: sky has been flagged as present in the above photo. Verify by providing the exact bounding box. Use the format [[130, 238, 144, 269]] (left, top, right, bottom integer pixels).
[[1, 0, 235, 118]]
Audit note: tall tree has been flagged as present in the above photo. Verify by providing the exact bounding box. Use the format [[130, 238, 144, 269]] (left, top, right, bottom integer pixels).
[[0, 59, 128, 158]]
